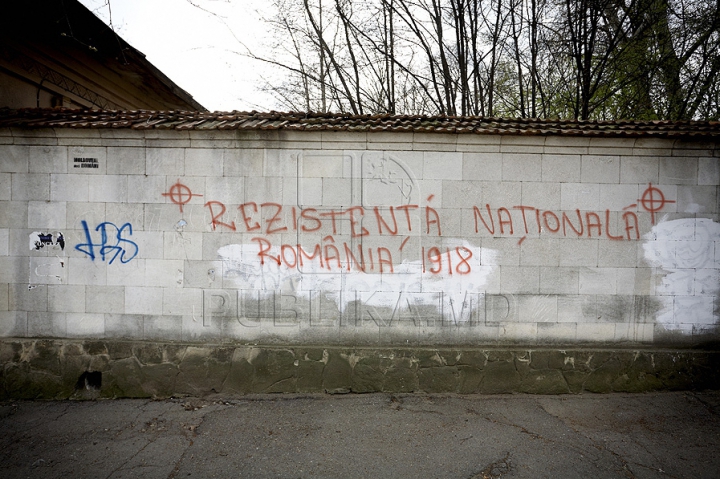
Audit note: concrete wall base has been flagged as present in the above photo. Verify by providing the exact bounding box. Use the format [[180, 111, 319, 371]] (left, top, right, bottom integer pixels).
[[1, 339, 718, 399]]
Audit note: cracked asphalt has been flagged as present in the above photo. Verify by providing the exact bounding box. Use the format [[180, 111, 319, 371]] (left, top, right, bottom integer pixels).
[[0, 391, 718, 479]]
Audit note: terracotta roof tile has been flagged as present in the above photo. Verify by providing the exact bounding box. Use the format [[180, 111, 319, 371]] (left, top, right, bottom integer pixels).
[[0, 108, 718, 139]]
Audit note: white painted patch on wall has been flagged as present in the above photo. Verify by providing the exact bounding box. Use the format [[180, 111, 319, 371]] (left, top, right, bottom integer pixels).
[[217, 240, 497, 315], [643, 218, 720, 332]]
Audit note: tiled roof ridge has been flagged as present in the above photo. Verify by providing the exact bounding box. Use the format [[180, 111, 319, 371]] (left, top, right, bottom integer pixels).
[[1, 108, 718, 139]]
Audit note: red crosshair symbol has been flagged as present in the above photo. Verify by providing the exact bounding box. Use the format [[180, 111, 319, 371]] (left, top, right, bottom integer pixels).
[[639, 183, 674, 224], [162, 181, 203, 213]]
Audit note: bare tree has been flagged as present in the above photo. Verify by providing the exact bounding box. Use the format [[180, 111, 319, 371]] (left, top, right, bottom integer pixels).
[[189, 0, 720, 120]]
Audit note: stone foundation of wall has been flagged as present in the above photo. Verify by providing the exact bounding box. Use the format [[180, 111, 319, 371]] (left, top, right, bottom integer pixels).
[[1, 339, 717, 399]]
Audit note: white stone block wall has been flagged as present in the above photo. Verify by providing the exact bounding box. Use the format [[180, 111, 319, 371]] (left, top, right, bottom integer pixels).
[[0, 127, 718, 345]]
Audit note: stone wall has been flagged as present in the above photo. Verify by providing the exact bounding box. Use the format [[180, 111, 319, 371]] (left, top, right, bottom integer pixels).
[[2, 339, 718, 398], [1, 127, 719, 351]]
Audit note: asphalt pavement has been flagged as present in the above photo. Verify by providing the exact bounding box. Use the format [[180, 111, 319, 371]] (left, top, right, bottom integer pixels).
[[1, 391, 719, 479]]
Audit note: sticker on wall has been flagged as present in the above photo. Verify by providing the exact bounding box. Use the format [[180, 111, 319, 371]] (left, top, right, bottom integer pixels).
[[30, 231, 65, 251]]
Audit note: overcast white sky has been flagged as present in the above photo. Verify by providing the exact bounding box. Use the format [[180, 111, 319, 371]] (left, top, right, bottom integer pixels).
[[78, 0, 278, 111]]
